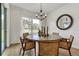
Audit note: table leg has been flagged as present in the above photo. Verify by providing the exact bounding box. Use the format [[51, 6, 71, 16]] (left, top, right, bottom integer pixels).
[[36, 41, 39, 56]]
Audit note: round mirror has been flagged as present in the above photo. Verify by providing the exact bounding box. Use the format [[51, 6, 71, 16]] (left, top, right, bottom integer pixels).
[[56, 14, 73, 30]]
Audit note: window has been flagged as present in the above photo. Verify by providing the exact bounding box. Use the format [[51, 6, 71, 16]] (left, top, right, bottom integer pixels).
[[21, 17, 41, 35], [32, 19, 41, 34]]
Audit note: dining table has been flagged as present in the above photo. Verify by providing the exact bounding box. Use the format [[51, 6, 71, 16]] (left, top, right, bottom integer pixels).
[[26, 34, 62, 56]]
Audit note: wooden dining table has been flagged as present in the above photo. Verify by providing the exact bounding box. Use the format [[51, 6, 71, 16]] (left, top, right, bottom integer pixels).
[[26, 34, 62, 56]]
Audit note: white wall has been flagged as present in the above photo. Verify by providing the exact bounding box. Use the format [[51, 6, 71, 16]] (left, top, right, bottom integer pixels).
[[47, 4, 79, 49], [10, 5, 35, 44]]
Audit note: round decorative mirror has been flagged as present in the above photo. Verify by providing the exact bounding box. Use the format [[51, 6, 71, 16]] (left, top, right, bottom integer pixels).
[[56, 14, 73, 30]]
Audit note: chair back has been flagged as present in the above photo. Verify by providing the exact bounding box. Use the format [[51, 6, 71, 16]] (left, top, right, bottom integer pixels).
[[20, 37, 25, 49], [23, 33, 29, 39], [39, 40, 59, 56], [70, 35, 74, 42], [52, 32, 59, 36], [68, 35, 74, 49]]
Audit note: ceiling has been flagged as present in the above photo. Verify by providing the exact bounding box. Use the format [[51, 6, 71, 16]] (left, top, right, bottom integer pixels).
[[10, 3, 68, 14]]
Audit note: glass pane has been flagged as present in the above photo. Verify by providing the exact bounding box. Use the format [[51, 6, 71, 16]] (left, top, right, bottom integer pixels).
[[21, 17, 41, 35], [32, 19, 41, 34], [21, 17, 32, 34]]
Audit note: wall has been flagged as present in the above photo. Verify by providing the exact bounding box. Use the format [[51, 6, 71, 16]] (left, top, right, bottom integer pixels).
[[10, 5, 35, 44], [47, 4, 79, 49]]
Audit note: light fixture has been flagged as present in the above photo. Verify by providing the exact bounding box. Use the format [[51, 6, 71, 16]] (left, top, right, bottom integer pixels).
[[36, 3, 47, 21]]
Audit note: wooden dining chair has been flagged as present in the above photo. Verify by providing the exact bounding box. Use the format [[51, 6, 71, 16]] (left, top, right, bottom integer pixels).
[[19, 37, 35, 56], [19, 33, 35, 56], [38, 40, 60, 56], [59, 35, 74, 56]]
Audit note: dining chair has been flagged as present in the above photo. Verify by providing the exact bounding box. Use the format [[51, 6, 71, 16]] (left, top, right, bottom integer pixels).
[[59, 35, 74, 56], [38, 40, 60, 56], [19, 33, 35, 56], [19, 37, 35, 56]]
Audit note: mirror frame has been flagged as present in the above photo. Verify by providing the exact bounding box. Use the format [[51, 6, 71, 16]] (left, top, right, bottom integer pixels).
[[56, 14, 73, 30]]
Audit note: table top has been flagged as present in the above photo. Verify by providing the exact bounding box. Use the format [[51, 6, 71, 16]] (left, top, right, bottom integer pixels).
[[26, 34, 62, 41]]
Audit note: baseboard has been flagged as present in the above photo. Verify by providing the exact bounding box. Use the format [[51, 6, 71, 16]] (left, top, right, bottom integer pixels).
[[72, 47, 79, 50], [10, 43, 20, 47]]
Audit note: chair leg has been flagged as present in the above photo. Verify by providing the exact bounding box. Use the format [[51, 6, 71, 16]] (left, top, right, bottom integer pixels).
[[22, 50, 25, 56], [69, 50, 72, 56], [19, 48, 22, 55], [34, 48, 36, 56]]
